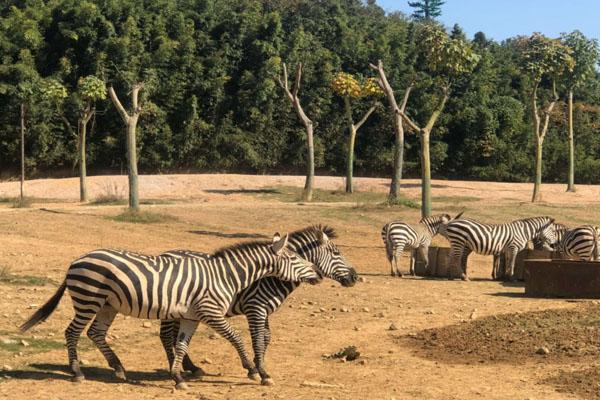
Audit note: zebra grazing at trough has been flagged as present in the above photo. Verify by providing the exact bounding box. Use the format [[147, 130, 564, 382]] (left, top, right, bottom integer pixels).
[[160, 225, 358, 386], [445, 216, 555, 281], [19, 234, 321, 390], [381, 212, 462, 277], [542, 224, 600, 261]]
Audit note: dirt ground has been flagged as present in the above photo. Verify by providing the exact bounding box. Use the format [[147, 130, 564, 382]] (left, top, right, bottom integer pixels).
[[1, 174, 599, 400]]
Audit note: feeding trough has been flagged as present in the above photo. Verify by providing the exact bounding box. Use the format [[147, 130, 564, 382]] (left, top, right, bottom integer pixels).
[[524, 259, 600, 298], [414, 246, 452, 278], [495, 249, 566, 281]]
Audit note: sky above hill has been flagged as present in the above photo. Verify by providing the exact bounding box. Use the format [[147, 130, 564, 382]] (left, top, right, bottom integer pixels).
[[376, 0, 600, 42]]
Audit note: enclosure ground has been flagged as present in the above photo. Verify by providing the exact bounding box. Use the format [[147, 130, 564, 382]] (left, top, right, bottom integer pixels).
[[0, 174, 598, 400]]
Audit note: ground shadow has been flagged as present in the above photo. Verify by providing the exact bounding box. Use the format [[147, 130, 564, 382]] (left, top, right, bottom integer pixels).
[[204, 189, 280, 195], [4, 363, 164, 385], [488, 292, 528, 298], [381, 182, 450, 189], [188, 230, 268, 239]]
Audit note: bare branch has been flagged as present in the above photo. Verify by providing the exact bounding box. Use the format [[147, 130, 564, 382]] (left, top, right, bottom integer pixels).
[[355, 103, 378, 131], [293, 63, 302, 99], [277, 63, 293, 102], [423, 89, 449, 135], [399, 83, 413, 113], [132, 84, 143, 115], [399, 111, 422, 134], [108, 86, 130, 124]]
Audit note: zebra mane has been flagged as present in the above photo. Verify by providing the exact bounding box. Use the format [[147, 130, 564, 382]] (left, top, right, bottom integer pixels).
[[212, 240, 274, 258], [291, 224, 338, 240]]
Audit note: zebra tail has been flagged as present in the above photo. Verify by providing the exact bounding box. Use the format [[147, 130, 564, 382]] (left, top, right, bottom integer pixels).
[[20, 280, 67, 333]]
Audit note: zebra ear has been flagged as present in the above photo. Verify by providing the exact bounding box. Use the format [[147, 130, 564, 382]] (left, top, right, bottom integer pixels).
[[272, 232, 281, 243], [272, 233, 289, 255]]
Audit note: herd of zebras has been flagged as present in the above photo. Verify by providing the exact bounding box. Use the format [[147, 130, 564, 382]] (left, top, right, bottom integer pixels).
[[18, 214, 599, 389]]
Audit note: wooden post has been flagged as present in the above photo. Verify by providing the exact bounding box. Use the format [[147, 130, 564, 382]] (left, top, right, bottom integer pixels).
[[20, 103, 25, 201]]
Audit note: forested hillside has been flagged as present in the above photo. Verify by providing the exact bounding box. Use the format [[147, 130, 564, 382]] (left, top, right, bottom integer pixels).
[[1, 0, 599, 183]]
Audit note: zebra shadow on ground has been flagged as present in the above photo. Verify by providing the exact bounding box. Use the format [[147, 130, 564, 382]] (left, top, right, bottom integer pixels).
[[4, 363, 256, 387], [188, 230, 268, 239]]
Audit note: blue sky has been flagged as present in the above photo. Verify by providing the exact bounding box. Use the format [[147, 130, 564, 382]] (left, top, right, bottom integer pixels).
[[376, 0, 600, 42]]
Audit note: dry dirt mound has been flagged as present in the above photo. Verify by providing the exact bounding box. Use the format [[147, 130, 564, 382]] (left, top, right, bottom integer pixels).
[[545, 365, 600, 400], [401, 304, 600, 364]]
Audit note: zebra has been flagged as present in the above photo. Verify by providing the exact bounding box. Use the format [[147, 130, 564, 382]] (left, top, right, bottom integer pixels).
[[445, 216, 555, 281], [159, 225, 358, 385], [19, 234, 321, 390], [543, 224, 600, 261], [381, 212, 462, 277]]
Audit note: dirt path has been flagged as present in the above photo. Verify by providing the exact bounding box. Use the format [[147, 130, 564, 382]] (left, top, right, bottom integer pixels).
[[0, 174, 596, 399]]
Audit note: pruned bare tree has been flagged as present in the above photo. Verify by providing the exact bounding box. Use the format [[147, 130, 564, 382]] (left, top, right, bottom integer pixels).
[[277, 62, 314, 202], [108, 83, 143, 211], [370, 60, 412, 202]]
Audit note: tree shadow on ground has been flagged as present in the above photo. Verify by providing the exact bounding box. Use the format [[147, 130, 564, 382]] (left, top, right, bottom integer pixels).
[[188, 230, 268, 239], [204, 189, 280, 195]]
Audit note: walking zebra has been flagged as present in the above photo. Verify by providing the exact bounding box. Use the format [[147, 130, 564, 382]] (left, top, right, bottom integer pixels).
[[19, 234, 321, 389], [544, 224, 600, 261], [381, 213, 461, 277], [445, 216, 555, 281], [159, 225, 358, 385]]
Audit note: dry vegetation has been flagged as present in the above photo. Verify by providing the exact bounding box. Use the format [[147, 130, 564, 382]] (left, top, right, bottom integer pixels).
[[0, 174, 599, 400]]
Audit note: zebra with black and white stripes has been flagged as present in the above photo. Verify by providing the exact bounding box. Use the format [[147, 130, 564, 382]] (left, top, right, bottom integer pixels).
[[445, 216, 555, 281], [381, 213, 461, 277], [19, 234, 321, 389], [543, 224, 600, 261], [159, 225, 358, 385]]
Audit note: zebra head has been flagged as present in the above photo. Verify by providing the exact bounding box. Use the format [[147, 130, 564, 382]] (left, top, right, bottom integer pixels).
[[522, 216, 556, 251], [419, 214, 452, 237], [533, 222, 567, 250], [271, 233, 322, 285], [289, 226, 358, 287]]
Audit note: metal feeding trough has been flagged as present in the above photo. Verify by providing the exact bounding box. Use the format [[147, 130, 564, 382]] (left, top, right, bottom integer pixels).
[[496, 249, 566, 281], [524, 259, 600, 298], [414, 246, 452, 278]]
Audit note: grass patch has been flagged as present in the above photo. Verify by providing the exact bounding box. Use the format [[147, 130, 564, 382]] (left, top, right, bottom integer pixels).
[[108, 209, 177, 224], [432, 195, 480, 203], [0, 266, 55, 286], [254, 185, 419, 207], [11, 196, 34, 208], [0, 332, 64, 355], [90, 198, 174, 206]]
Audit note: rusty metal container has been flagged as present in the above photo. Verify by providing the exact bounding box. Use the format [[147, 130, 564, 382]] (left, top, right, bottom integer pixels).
[[497, 249, 565, 280], [524, 259, 600, 298], [414, 246, 452, 277]]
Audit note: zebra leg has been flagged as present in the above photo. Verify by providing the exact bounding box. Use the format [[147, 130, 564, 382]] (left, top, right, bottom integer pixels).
[[248, 310, 273, 385], [171, 319, 199, 390], [263, 318, 271, 353], [65, 313, 96, 382], [86, 305, 126, 381], [504, 249, 518, 282], [203, 315, 258, 381], [448, 245, 463, 280], [418, 246, 429, 276], [161, 320, 206, 378]]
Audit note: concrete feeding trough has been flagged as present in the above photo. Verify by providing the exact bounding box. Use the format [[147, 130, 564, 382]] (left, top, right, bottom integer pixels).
[[524, 259, 600, 298], [495, 249, 566, 281], [414, 246, 452, 278]]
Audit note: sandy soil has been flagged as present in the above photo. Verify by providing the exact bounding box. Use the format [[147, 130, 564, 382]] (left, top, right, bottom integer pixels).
[[0, 174, 597, 400]]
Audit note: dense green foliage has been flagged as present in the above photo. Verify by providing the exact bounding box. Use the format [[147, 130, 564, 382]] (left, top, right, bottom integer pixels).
[[1, 0, 599, 184]]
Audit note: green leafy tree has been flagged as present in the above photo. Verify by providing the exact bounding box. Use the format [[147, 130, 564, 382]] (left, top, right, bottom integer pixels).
[[516, 33, 575, 202], [332, 72, 382, 193], [400, 24, 480, 217], [408, 0, 445, 21], [560, 31, 599, 192]]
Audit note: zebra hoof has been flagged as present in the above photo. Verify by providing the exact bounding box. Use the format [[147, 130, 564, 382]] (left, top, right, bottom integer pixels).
[[114, 369, 127, 381], [460, 273, 470, 281], [248, 372, 260, 381], [190, 368, 205, 379], [71, 375, 85, 383], [175, 382, 189, 390], [261, 378, 275, 386]]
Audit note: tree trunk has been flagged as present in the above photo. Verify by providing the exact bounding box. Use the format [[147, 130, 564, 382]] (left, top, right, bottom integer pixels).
[[78, 120, 88, 202], [388, 113, 404, 201], [566, 89, 575, 192], [532, 135, 543, 202], [302, 121, 314, 202], [420, 133, 431, 218], [20, 103, 25, 201], [346, 126, 357, 194], [126, 117, 140, 210]]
